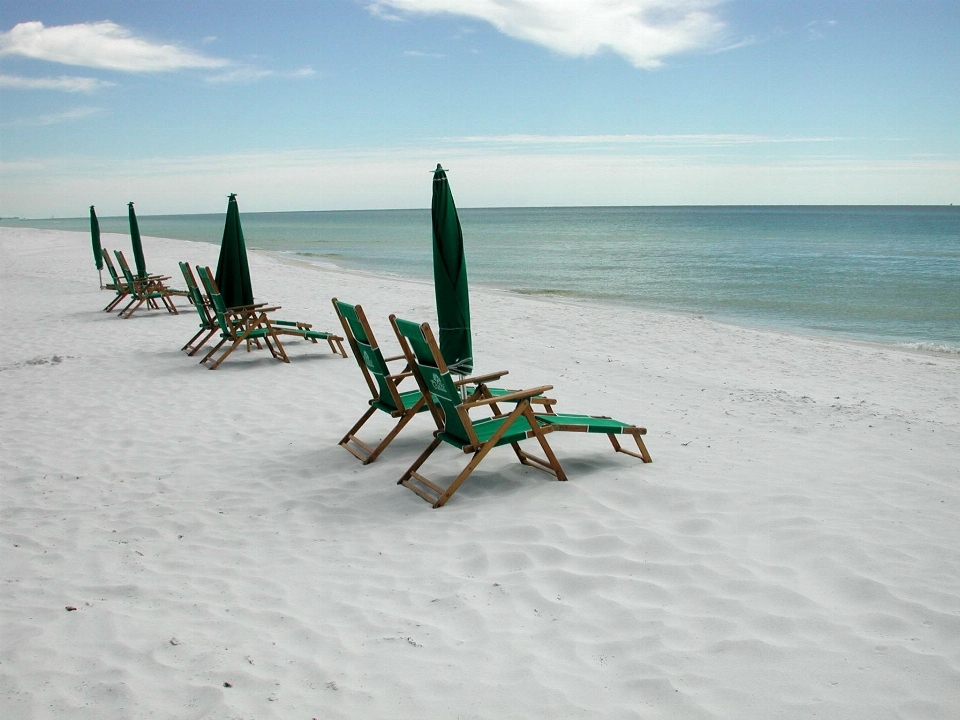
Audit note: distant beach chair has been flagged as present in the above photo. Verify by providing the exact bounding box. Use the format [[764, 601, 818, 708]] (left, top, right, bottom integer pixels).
[[195, 265, 289, 369], [179, 262, 219, 356], [113, 250, 179, 318], [194, 266, 347, 359], [332, 299, 557, 464], [100, 250, 131, 312], [390, 315, 568, 508]]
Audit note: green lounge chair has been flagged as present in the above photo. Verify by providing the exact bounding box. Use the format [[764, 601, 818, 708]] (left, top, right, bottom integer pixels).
[[113, 250, 179, 319], [179, 262, 219, 356], [391, 316, 652, 507], [390, 315, 568, 508], [101, 250, 131, 312], [332, 299, 557, 464], [195, 266, 347, 358], [195, 266, 289, 370]]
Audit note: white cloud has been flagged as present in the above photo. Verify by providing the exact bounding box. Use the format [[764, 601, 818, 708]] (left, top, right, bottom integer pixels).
[[204, 64, 317, 84], [2, 106, 102, 127], [367, 0, 725, 68], [0, 73, 115, 92], [0, 21, 229, 72]]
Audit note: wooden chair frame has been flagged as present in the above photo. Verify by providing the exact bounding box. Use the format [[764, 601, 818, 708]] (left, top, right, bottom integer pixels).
[[196, 266, 288, 369], [100, 250, 131, 312], [113, 250, 179, 319], [179, 262, 219, 355], [390, 315, 568, 508]]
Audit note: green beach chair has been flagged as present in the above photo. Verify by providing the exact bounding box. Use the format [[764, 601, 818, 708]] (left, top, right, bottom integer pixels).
[[195, 266, 347, 358], [179, 262, 219, 356], [100, 250, 131, 312], [332, 299, 557, 465], [390, 315, 567, 508], [195, 266, 289, 370], [113, 250, 179, 318], [390, 315, 652, 507]]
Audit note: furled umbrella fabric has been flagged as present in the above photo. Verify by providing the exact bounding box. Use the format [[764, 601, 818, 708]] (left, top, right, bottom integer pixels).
[[128, 202, 147, 279], [431, 164, 473, 375], [215, 194, 254, 308], [90, 205, 103, 288]]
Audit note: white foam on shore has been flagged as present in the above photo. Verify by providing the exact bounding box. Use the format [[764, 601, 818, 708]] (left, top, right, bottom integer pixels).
[[2, 227, 959, 719]]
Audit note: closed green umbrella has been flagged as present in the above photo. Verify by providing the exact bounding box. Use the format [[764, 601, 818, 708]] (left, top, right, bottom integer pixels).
[[432, 164, 472, 375], [215, 194, 254, 308], [90, 205, 103, 288], [128, 201, 147, 279]]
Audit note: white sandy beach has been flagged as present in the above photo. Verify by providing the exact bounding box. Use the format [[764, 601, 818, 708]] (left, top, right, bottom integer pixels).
[[1, 226, 958, 719]]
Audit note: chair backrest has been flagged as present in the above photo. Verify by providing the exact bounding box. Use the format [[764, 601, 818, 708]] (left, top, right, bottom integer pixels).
[[196, 266, 233, 334], [102, 250, 123, 290], [114, 250, 143, 298], [180, 262, 213, 327], [332, 299, 401, 409], [391, 316, 471, 443]]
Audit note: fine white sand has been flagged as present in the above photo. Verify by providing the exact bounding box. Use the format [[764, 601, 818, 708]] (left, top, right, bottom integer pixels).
[[1, 226, 959, 720]]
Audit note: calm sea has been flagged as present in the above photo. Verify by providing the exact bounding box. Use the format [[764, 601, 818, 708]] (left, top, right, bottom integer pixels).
[[6, 206, 959, 353]]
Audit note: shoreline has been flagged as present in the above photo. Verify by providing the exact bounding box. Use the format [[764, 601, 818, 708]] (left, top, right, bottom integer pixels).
[[265, 247, 960, 360]]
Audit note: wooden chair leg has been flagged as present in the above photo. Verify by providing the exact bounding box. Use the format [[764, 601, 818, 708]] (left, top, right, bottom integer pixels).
[[608, 432, 652, 463], [398, 437, 444, 504]]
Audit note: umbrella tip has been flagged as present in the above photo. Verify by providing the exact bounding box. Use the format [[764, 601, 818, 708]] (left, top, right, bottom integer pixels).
[[128, 201, 134, 207]]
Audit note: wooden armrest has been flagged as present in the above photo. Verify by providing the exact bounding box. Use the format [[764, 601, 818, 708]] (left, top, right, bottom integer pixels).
[[455, 370, 508, 386], [462, 385, 554, 408], [383, 353, 407, 363], [225, 302, 269, 311], [386, 371, 414, 382]]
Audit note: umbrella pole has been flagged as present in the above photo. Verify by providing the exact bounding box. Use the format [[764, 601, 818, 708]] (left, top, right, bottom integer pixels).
[[99, 268, 103, 289]]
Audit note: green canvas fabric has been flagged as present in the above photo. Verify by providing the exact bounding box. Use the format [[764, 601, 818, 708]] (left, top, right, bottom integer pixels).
[[371, 389, 422, 414], [215, 194, 254, 309], [431, 164, 473, 375], [440, 414, 536, 448], [535, 413, 633, 433], [393, 316, 471, 442], [90, 206, 102, 271], [180, 263, 213, 329], [128, 202, 147, 279], [336, 300, 402, 410], [103, 250, 122, 288]]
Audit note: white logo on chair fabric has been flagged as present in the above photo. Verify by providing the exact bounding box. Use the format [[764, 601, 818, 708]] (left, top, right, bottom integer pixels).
[[430, 374, 445, 393]]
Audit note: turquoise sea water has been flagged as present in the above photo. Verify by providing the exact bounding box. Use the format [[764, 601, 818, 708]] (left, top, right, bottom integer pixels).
[[6, 206, 959, 353]]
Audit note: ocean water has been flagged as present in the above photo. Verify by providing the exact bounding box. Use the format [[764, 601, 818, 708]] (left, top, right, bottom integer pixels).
[[6, 206, 959, 353]]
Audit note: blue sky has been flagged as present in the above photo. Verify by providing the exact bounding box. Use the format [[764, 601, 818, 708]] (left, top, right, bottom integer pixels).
[[1, 0, 958, 217]]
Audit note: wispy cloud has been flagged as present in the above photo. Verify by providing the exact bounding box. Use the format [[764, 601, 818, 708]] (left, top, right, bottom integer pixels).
[[454, 133, 844, 147], [404, 50, 445, 58], [0, 21, 229, 72], [204, 64, 317, 84], [0, 73, 115, 92], [367, 0, 726, 68], [806, 19, 838, 41], [2, 106, 102, 128]]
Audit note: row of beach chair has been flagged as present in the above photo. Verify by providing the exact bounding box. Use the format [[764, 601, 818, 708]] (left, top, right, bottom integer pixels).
[[97, 262, 650, 507]]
